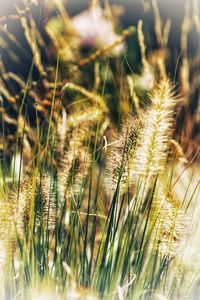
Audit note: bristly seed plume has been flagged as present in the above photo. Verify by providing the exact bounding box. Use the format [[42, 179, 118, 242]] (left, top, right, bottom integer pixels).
[[106, 116, 142, 193], [133, 79, 179, 178], [151, 189, 188, 257]]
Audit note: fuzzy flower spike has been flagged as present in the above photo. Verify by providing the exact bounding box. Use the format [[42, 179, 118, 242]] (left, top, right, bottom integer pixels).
[[134, 79, 179, 179]]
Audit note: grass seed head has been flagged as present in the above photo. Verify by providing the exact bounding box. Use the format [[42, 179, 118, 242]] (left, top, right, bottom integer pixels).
[[106, 116, 142, 193], [133, 79, 179, 178]]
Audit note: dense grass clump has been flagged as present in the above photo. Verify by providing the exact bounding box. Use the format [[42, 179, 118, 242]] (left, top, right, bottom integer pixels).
[[0, 0, 199, 299]]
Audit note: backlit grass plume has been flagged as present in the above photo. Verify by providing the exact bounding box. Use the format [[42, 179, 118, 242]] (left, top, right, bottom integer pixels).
[[10, 172, 57, 239], [134, 79, 179, 178], [35, 172, 57, 231], [106, 116, 142, 193], [56, 107, 99, 206], [0, 191, 18, 259], [151, 188, 187, 257]]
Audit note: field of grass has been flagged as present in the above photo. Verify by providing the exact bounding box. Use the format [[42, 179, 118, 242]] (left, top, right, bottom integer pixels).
[[0, 0, 200, 299]]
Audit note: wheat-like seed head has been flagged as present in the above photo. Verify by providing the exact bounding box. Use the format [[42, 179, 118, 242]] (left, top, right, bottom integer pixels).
[[0, 195, 18, 258], [151, 189, 188, 257], [57, 132, 91, 206], [36, 172, 57, 231], [11, 172, 58, 237], [56, 107, 100, 205], [106, 116, 142, 193], [133, 79, 179, 178], [56, 107, 102, 156]]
